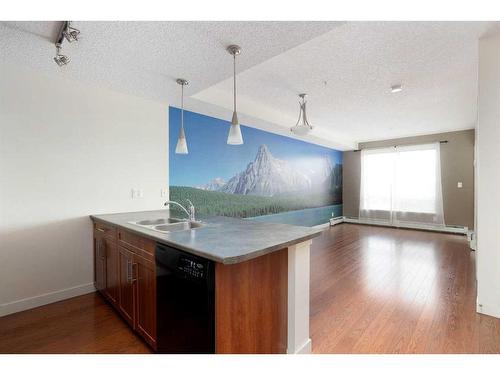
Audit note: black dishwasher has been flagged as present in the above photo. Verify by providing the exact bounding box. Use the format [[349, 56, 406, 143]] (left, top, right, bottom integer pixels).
[[155, 244, 215, 353]]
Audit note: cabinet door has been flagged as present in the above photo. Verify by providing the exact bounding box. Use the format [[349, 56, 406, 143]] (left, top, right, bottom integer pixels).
[[134, 254, 157, 349], [118, 246, 135, 327], [94, 231, 106, 292], [103, 238, 118, 306]]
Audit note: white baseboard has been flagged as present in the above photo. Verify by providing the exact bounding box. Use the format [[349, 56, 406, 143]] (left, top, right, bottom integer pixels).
[[343, 217, 468, 235], [312, 222, 331, 230], [0, 282, 96, 317], [291, 338, 312, 354], [468, 230, 477, 250], [477, 301, 500, 319]]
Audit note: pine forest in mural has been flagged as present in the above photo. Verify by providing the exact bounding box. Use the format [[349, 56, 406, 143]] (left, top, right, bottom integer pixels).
[[169, 107, 343, 225]]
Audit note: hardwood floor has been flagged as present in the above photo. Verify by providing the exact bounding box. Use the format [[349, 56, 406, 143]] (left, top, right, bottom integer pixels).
[[0, 223, 499, 353], [0, 292, 151, 353], [310, 224, 500, 353]]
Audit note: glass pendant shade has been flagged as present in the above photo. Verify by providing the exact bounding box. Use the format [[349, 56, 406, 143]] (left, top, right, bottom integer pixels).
[[175, 125, 188, 154], [291, 124, 310, 136], [290, 93, 313, 135], [175, 78, 189, 154], [227, 111, 243, 145]]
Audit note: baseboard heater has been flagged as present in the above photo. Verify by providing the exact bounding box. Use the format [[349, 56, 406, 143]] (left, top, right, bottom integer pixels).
[[332, 216, 468, 235], [329, 216, 344, 226]]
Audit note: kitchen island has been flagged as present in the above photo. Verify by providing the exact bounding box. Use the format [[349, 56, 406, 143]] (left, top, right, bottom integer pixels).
[[90, 210, 321, 354]]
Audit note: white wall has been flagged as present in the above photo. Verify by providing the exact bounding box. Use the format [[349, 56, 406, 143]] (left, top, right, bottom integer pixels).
[[476, 33, 500, 318], [0, 64, 168, 316]]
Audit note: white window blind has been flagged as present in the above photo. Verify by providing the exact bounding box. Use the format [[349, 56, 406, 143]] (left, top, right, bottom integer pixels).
[[359, 142, 445, 227]]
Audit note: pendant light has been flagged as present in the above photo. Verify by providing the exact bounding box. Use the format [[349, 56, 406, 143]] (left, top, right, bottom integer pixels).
[[290, 93, 313, 135], [226, 45, 243, 145], [175, 78, 189, 154]]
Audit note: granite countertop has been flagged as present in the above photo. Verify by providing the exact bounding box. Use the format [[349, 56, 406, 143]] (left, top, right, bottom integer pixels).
[[90, 209, 322, 264]]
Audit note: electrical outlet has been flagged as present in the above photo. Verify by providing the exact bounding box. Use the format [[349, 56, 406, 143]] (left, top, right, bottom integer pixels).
[[160, 188, 168, 197], [131, 189, 144, 199], [457, 182, 463, 188]]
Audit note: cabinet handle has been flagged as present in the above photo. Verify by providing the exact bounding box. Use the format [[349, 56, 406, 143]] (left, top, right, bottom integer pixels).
[[127, 260, 133, 284], [99, 239, 106, 258], [96, 228, 106, 233], [131, 263, 138, 282]]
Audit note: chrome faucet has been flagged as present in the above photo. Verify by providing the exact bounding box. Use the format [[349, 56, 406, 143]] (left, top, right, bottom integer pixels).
[[163, 200, 196, 222]]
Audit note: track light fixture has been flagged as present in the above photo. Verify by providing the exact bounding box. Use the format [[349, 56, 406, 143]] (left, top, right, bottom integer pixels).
[[53, 21, 79, 67], [63, 21, 80, 43], [53, 44, 70, 67]]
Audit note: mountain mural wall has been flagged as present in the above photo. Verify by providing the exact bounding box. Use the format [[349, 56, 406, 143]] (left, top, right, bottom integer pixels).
[[169, 107, 343, 226]]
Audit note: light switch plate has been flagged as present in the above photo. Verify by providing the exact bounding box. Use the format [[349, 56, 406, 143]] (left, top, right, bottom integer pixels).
[[131, 188, 144, 199], [457, 182, 463, 188]]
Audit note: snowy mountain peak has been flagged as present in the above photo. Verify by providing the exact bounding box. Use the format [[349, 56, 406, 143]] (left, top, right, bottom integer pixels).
[[219, 144, 311, 196], [195, 177, 226, 191], [255, 144, 271, 161]]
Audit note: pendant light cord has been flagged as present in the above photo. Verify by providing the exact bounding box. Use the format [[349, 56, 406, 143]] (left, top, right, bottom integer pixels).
[[181, 83, 184, 130], [233, 53, 237, 113]]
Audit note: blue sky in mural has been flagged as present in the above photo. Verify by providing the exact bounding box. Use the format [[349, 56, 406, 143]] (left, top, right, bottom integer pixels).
[[169, 106, 343, 187]]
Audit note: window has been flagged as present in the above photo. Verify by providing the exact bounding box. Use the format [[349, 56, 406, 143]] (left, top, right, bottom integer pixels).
[[359, 143, 445, 227]]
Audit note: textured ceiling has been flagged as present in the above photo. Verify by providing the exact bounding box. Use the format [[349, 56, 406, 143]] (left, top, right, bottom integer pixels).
[[1, 21, 498, 150], [195, 22, 500, 146], [0, 21, 340, 103]]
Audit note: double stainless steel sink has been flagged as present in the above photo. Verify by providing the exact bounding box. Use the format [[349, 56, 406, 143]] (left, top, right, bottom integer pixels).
[[129, 217, 204, 233]]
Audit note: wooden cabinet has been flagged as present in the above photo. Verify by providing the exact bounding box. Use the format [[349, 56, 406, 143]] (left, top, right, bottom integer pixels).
[[117, 241, 157, 349], [93, 219, 157, 350], [93, 222, 118, 306], [134, 253, 157, 348], [92, 218, 288, 354], [103, 237, 118, 304], [118, 245, 136, 327], [93, 232, 106, 293]]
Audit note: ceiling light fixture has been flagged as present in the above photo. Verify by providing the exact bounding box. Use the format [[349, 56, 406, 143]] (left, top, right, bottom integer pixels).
[[63, 21, 80, 43], [175, 79, 189, 155], [53, 44, 70, 66], [390, 84, 403, 93], [290, 94, 313, 135], [226, 45, 243, 145], [53, 21, 80, 67]]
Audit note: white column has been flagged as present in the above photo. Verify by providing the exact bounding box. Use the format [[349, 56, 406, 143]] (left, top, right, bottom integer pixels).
[[287, 240, 312, 354], [476, 32, 500, 318]]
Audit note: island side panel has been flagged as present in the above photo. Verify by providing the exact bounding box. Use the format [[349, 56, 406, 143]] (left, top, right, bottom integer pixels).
[[215, 249, 288, 354], [287, 240, 312, 354]]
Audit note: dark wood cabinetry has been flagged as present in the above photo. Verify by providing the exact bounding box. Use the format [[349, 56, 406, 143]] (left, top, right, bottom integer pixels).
[[103, 238, 118, 304], [93, 220, 157, 350], [94, 222, 118, 303], [117, 245, 136, 327], [93, 232, 107, 293], [134, 254, 157, 348], [92, 218, 287, 354]]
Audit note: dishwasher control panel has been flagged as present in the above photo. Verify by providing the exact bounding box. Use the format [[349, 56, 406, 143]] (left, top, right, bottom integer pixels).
[[177, 256, 206, 279]]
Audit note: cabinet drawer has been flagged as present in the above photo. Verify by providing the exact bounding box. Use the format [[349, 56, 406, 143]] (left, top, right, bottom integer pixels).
[[118, 229, 155, 260], [94, 221, 117, 241]]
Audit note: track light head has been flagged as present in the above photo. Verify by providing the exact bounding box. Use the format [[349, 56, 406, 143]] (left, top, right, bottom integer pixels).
[[54, 44, 70, 67], [63, 22, 80, 43]]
